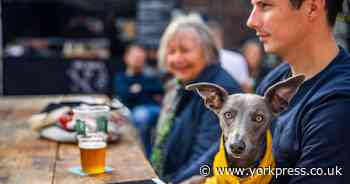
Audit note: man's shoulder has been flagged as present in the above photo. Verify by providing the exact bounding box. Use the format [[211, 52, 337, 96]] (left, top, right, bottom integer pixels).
[[316, 48, 350, 86], [308, 50, 350, 103]]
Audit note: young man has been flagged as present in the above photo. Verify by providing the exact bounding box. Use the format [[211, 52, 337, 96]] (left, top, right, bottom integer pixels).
[[247, 0, 350, 183]]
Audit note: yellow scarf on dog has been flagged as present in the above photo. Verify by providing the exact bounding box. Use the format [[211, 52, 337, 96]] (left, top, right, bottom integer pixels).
[[205, 131, 275, 184]]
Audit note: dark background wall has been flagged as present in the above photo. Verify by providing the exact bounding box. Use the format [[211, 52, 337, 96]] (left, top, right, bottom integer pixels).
[[181, 0, 255, 50]]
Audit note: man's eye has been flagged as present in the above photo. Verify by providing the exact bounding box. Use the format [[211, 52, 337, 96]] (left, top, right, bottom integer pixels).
[[258, 2, 270, 10], [224, 112, 233, 119]]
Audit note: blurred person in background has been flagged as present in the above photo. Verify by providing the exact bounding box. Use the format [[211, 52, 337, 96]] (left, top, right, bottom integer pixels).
[[144, 47, 162, 78], [113, 43, 163, 157], [242, 39, 281, 92], [150, 14, 242, 183], [242, 39, 267, 91], [207, 20, 251, 92]]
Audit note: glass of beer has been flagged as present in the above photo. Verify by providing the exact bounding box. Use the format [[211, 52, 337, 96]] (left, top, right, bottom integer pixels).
[[78, 132, 107, 174]]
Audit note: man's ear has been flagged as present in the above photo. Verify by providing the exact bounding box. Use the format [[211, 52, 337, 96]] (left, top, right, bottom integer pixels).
[[305, 0, 325, 21], [186, 82, 228, 113], [264, 74, 305, 115]]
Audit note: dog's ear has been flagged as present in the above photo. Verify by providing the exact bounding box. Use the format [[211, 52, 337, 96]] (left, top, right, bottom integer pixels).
[[186, 82, 228, 113], [264, 74, 305, 115]]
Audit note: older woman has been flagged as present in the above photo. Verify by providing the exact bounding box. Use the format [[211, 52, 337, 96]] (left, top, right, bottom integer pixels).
[[150, 14, 242, 183]]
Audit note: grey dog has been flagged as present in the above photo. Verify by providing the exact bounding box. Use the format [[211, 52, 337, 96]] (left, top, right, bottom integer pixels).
[[182, 74, 305, 184]]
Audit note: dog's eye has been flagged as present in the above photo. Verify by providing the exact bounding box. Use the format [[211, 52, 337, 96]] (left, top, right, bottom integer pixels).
[[224, 112, 233, 119], [254, 114, 264, 123]]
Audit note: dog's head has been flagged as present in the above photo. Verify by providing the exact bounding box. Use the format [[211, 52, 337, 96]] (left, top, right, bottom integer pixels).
[[186, 75, 304, 166]]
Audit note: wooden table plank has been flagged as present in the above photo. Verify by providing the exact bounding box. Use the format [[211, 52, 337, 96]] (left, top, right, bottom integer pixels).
[[0, 109, 57, 184]]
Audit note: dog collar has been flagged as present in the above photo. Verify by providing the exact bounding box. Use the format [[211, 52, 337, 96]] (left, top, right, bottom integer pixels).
[[205, 130, 275, 184]]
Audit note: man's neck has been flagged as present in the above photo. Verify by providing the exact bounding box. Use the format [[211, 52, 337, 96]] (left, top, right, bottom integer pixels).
[[284, 30, 339, 80]]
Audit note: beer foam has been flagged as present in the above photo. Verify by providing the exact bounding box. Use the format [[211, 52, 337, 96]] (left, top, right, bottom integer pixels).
[[79, 141, 106, 149]]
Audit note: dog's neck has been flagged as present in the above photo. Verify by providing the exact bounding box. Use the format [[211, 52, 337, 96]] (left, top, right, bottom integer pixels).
[[225, 135, 267, 175]]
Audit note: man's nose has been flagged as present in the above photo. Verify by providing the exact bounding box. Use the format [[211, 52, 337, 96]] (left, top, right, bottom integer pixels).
[[246, 8, 261, 30]]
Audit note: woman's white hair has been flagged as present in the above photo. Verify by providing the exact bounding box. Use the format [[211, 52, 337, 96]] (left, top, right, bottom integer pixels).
[[158, 13, 219, 71]]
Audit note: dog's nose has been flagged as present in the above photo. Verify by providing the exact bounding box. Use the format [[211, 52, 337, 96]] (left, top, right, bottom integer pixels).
[[230, 141, 246, 155]]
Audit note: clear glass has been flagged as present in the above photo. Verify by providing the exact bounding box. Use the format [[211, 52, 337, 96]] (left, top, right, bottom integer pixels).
[[72, 105, 110, 134], [77, 132, 107, 174]]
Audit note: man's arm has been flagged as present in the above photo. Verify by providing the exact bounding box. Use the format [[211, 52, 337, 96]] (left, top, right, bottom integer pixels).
[[288, 99, 350, 184]]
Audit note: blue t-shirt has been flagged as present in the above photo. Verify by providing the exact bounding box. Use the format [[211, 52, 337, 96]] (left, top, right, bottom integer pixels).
[[257, 48, 350, 184]]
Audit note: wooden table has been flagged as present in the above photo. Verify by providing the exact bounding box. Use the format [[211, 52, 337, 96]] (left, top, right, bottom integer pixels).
[[0, 95, 157, 184]]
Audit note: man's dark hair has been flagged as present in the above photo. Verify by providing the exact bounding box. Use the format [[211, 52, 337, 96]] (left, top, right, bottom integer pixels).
[[289, 0, 344, 26]]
